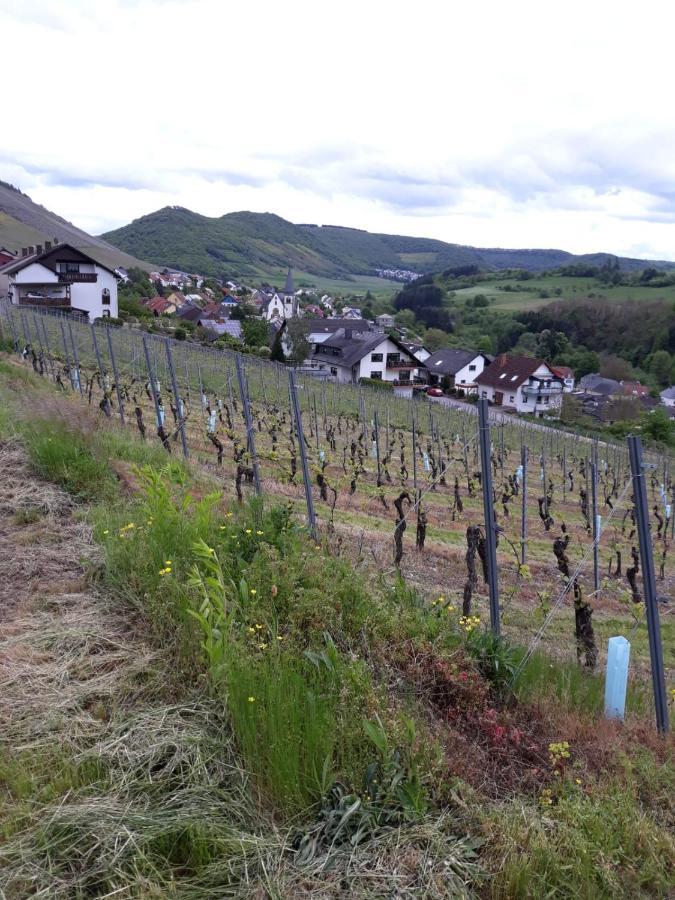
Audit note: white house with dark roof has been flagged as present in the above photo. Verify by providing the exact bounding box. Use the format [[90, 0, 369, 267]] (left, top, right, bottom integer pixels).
[[3, 242, 118, 320], [310, 329, 423, 384], [424, 348, 492, 392], [476, 355, 563, 417], [660, 386, 675, 408]]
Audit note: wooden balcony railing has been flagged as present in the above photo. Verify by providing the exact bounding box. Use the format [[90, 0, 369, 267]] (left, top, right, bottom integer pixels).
[[59, 272, 97, 283]]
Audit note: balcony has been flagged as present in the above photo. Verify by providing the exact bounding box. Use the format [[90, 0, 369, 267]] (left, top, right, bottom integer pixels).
[[386, 357, 416, 370], [521, 382, 563, 399], [59, 272, 97, 283], [18, 296, 71, 309]]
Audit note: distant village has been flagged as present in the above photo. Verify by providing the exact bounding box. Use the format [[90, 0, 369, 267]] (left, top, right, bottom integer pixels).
[[1, 243, 674, 429]]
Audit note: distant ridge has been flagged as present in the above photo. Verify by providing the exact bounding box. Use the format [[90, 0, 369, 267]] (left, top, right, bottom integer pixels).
[[102, 205, 675, 281], [0, 181, 150, 272]]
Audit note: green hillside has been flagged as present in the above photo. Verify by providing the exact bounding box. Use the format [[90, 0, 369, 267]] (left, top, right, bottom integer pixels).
[[102, 206, 675, 283], [0, 181, 150, 272]]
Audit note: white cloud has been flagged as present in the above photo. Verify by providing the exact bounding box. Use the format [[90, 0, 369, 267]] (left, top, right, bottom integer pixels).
[[2, 0, 675, 258]]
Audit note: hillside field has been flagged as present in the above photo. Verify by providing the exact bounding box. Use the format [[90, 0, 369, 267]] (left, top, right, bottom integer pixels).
[[452, 274, 675, 313], [0, 320, 673, 898]]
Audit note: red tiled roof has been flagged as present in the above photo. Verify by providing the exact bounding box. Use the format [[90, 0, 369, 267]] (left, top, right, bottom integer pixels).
[[552, 365, 574, 378], [476, 355, 552, 389], [620, 381, 649, 397]]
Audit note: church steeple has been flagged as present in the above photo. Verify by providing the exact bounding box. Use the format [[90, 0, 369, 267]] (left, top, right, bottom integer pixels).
[[284, 266, 294, 295]]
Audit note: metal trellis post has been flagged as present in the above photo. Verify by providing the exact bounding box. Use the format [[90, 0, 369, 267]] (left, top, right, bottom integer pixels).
[[235, 354, 260, 494], [628, 434, 669, 734], [105, 326, 125, 425], [289, 368, 317, 540], [67, 321, 83, 395], [478, 398, 501, 635], [165, 339, 189, 459]]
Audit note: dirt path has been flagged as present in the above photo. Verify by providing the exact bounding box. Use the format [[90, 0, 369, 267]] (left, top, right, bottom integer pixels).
[[0, 435, 157, 766]]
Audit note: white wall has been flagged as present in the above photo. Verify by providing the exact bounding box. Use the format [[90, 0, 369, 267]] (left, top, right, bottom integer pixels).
[[454, 355, 487, 390], [70, 268, 119, 320], [13, 262, 59, 284], [356, 337, 420, 383]]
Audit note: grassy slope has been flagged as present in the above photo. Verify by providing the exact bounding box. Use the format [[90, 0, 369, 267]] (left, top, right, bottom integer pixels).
[[446, 272, 675, 312], [0, 359, 673, 898], [0, 183, 151, 272]]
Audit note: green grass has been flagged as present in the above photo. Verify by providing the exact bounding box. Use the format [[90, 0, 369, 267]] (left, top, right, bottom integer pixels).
[[452, 274, 675, 312], [22, 420, 117, 503], [1, 361, 674, 897], [488, 778, 675, 899]]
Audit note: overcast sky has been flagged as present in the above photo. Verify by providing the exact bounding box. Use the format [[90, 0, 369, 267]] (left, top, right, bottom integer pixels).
[[2, 0, 675, 259]]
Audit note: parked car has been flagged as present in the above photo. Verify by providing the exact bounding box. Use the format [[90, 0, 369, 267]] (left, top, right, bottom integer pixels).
[[426, 387, 444, 397]]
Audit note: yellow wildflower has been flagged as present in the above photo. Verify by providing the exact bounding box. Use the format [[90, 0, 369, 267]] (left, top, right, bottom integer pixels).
[[247, 696, 255, 703]]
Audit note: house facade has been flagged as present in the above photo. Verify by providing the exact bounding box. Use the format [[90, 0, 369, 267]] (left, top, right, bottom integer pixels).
[[262, 268, 299, 322], [476, 355, 563, 417], [4, 242, 118, 320], [310, 330, 423, 384], [551, 365, 575, 392], [375, 313, 395, 330], [660, 386, 675, 408], [424, 348, 491, 392]]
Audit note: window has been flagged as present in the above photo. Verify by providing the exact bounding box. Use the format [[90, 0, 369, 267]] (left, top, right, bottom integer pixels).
[[102, 288, 111, 305], [102, 310, 111, 318], [499, 373, 507, 380], [370, 371, 383, 380], [65, 262, 80, 273], [371, 352, 383, 362], [469, 364, 476, 372], [481, 390, 487, 398], [509, 395, 515, 403], [330, 367, 338, 376]]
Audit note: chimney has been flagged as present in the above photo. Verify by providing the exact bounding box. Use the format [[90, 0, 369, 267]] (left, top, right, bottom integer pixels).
[[45, 240, 52, 252], [36, 243, 43, 255], [21, 247, 28, 257]]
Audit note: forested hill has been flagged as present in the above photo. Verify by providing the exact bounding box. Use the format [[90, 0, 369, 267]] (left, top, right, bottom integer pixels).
[[101, 205, 675, 280], [0, 181, 149, 272]]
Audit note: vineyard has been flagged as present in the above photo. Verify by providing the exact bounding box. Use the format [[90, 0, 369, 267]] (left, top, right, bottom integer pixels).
[[3, 303, 673, 692], [1, 302, 674, 897]]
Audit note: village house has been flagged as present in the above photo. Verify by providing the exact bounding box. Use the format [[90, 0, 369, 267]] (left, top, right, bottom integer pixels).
[[310, 329, 424, 385], [620, 380, 650, 398], [165, 291, 189, 309], [551, 365, 575, 392], [660, 386, 675, 408], [3, 241, 118, 320], [199, 319, 242, 341], [375, 313, 395, 330], [577, 373, 621, 397], [424, 348, 492, 393], [401, 342, 431, 365], [145, 296, 176, 316], [476, 355, 563, 417], [0, 247, 17, 267]]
